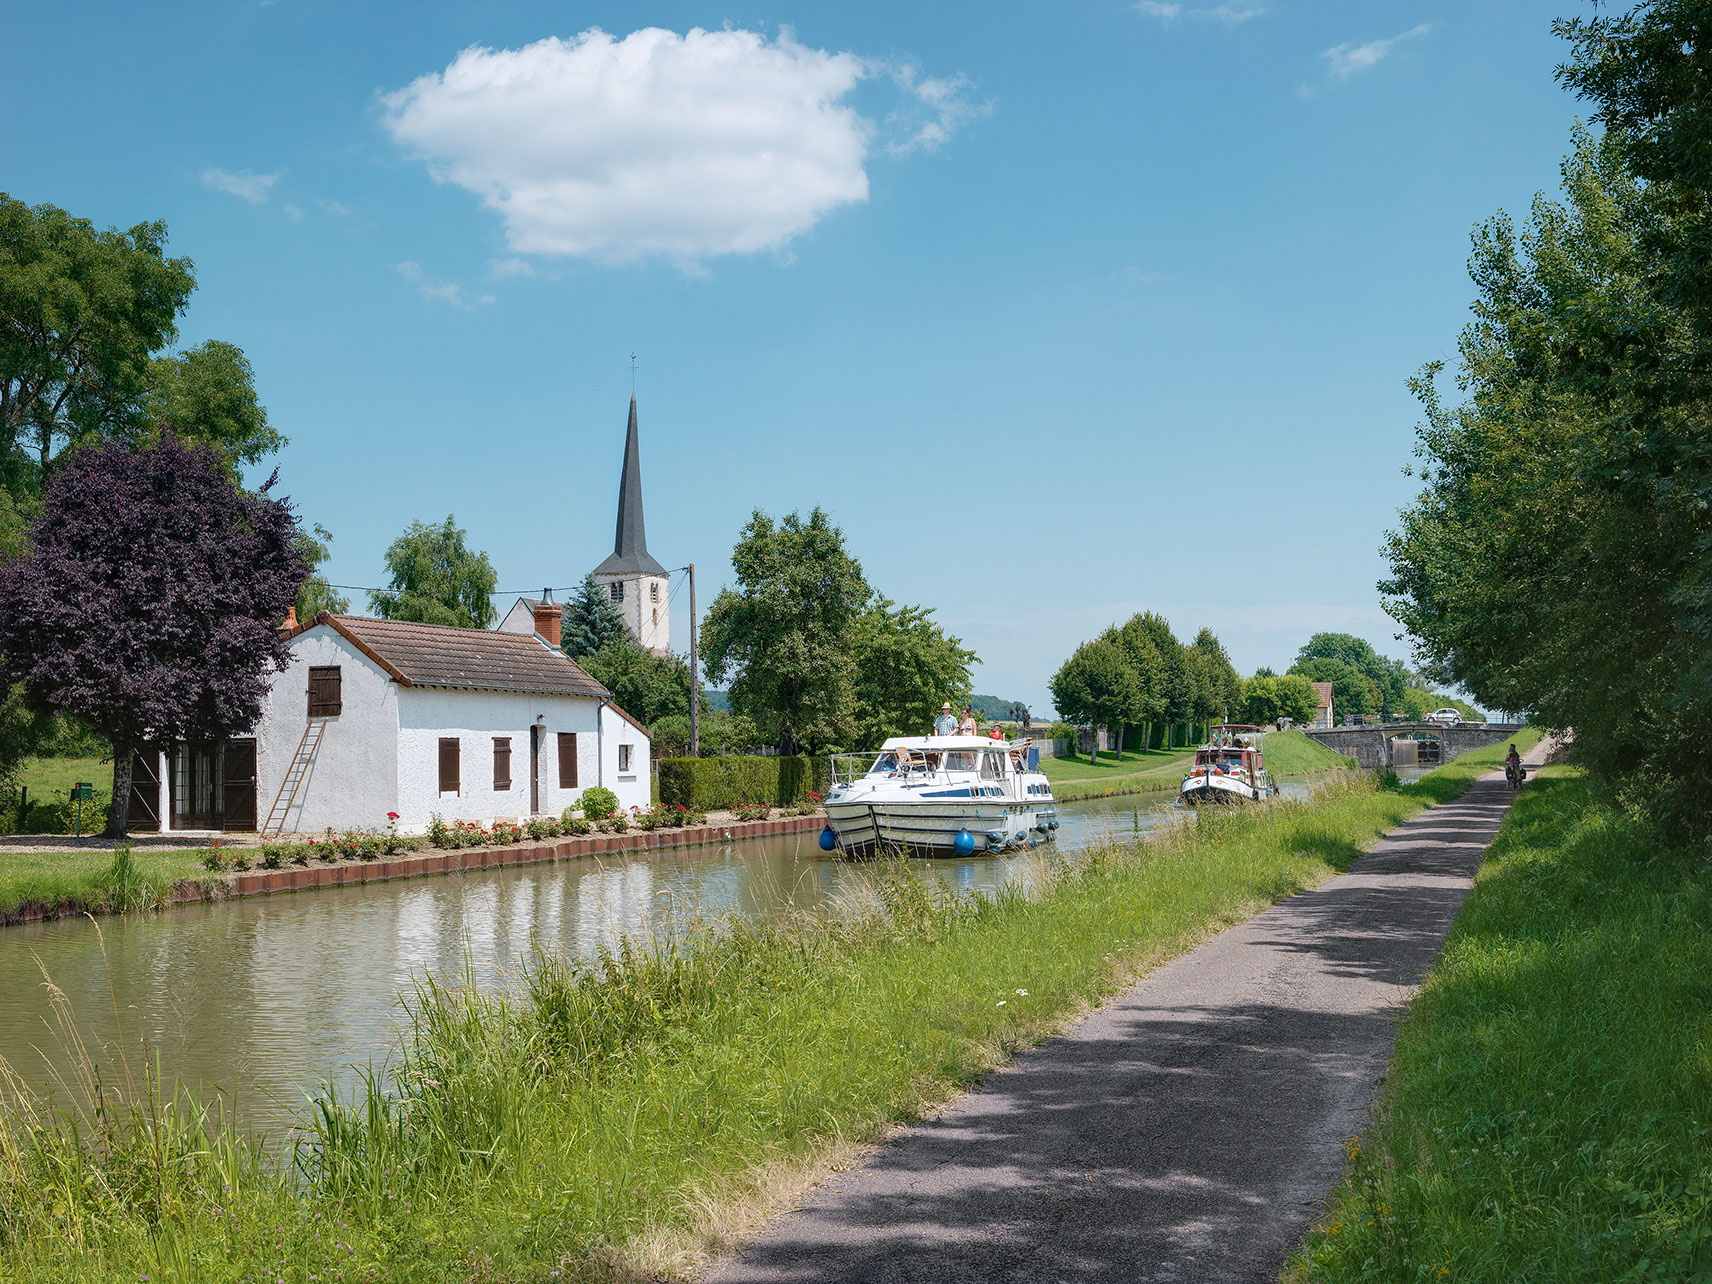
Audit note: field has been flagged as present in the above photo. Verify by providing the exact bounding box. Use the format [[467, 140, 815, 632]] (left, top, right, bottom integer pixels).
[[1288, 754, 1712, 1282], [0, 754, 112, 835], [1039, 745, 1195, 800], [0, 738, 1529, 1282]]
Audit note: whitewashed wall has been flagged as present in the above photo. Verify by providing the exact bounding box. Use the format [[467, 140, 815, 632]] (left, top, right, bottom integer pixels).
[[395, 688, 652, 830], [255, 627, 400, 835], [591, 572, 670, 656]]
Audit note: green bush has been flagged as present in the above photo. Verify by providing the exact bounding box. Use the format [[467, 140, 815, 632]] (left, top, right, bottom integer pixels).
[[657, 754, 831, 811], [578, 786, 620, 821]]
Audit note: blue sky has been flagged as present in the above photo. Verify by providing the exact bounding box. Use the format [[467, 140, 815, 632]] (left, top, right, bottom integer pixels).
[[4, 1, 1581, 713]]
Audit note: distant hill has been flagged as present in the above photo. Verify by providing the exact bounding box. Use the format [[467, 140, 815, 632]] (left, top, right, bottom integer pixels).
[[704, 689, 731, 714], [969, 693, 1030, 721]]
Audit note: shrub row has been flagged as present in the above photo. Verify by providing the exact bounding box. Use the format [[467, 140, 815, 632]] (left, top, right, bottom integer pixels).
[[657, 754, 831, 811]]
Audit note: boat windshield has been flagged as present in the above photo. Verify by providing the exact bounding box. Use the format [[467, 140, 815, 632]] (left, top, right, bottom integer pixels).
[[943, 750, 979, 772]]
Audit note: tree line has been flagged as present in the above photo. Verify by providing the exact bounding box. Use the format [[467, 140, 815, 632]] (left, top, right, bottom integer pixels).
[[1383, 1, 1709, 833]]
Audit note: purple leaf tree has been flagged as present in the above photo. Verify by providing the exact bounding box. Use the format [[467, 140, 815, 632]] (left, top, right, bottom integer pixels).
[[0, 437, 309, 836]]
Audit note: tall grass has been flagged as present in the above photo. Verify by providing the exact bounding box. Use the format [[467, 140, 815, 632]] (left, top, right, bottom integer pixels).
[[1290, 758, 1712, 1282], [0, 741, 1529, 1282], [0, 842, 192, 919]]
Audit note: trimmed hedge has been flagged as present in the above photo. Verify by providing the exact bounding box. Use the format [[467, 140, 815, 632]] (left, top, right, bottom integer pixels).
[[657, 754, 831, 811]]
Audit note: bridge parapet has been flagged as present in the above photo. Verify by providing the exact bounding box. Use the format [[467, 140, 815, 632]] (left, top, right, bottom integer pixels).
[[1297, 723, 1524, 769]]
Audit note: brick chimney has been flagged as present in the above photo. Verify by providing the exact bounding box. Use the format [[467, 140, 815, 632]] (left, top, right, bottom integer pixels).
[[281, 606, 299, 635], [533, 594, 561, 648]]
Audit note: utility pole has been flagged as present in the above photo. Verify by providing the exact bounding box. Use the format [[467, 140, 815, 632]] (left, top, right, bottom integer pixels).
[[688, 563, 700, 757]]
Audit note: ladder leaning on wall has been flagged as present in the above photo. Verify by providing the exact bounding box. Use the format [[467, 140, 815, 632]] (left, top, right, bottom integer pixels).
[[259, 718, 330, 839]]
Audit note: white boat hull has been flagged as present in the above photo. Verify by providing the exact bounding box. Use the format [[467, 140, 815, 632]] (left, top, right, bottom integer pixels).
[[1180, 772, 1265, 805], [824, 801, 1051, 853]]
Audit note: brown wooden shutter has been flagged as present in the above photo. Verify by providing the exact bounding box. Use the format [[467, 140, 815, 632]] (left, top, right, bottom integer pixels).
[[438, 737, 460, 794], [493, 737, 511, 790], [557, 733, 577, 789], [221, 739, 258, 831], [308, 666, 342, 717]]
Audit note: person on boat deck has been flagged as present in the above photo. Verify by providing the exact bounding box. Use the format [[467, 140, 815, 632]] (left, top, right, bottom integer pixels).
[[957, 706, 977, 736], [934, 702, 957, 736], [987, 723, 1005, 741]]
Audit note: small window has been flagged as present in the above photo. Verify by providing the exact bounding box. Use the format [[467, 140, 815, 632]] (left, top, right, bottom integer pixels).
[[557, 732, 578, 789], [609, 581, 625, 603], [650, 581, 660, 602], [307, 666, 342, 717], [493, 737, 511, 790], [438, 737, 460, 794], [651, 607, 658, 626], [980, 752, 1004, 780], [618, 743, 633, 774]]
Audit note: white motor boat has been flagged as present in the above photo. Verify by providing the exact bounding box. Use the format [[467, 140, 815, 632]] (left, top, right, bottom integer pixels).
[[1180, 726, 1279, 805], [821, 736, 1057, 855]]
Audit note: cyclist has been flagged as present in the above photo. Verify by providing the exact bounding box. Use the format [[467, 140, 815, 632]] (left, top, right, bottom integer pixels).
[[1505, 744, 1523, 789]]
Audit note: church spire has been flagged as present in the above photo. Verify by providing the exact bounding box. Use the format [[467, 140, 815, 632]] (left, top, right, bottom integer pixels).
[[593, 393, 667, 577]]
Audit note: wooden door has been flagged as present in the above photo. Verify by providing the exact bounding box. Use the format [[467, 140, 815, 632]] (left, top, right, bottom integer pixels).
[[222, 739, 257, 831], [128, 749, 161, 832]]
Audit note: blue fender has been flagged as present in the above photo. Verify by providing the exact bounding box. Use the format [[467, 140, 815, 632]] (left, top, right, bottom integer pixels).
[[819, 826, 837, 852], [954, 829, 975, 856]]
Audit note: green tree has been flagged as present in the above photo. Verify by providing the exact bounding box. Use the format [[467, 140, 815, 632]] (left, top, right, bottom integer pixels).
[[1, 196, 277, 489], [1124, 612, 1190, 746], [580, 639, 693, 727], [1189, 627, 1243, 733], [1241, 673, 1281, 726], [700, 508, 870, 755], [1112, 616, 1166, 751], [370, 516, 496, 629], [1290, 657, 1378, 719], [561, 573, 630, 659], [851, 596, 977, 746], [294, 523, 349, 619], [1294, 632, 1407, 716], [1050, 636, 1147, 765], [1274, 673, 1321, 726]]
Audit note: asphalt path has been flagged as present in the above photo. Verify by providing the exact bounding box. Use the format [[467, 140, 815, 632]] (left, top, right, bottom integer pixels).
[[705, 748, 1548, 1284]]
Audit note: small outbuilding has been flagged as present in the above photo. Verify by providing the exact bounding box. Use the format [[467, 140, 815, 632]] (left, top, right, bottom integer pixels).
[[124, 609, 651, 836], [1311, 681, 1335, 729]]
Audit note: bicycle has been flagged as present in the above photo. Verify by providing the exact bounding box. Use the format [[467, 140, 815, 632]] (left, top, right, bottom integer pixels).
[[1505, 760, 1525, 791]]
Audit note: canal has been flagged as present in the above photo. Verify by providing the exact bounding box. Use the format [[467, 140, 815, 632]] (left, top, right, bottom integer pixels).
[[0, 784, 1303, 1136]]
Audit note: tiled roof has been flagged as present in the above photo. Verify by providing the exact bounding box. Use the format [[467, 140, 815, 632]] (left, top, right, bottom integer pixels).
[[294, 613, 609, 699], [1312, 682, 1334, 708]]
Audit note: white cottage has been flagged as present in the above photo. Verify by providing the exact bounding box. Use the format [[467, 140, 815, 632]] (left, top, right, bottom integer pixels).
[[123, 609, 652, 837]]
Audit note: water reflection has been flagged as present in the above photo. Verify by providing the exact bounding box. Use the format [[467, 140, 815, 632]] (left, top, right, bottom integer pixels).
[[0, 786, 1300, 1135]]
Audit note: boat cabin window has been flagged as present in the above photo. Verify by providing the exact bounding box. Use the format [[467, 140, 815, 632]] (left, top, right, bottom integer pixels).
[[980, 751, 1005, 780], [943, 750, 978, 772]]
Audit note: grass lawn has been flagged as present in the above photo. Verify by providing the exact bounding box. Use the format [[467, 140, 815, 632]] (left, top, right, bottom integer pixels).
[[0, 737, 1531, 1282], [1040, 745, 1196, 800], [0, 754, 112, 835], [0, 847, 210, 918], [1289, 752, 1712, 1282], [1260, 728, 1358, 775]]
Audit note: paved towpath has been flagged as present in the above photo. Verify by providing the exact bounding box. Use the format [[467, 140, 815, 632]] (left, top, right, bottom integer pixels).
[[706, 746, 1549, 1284]]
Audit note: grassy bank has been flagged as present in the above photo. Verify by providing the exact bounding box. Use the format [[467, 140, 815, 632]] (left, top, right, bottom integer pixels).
[[0, 740, 1526, 1283], [0, 845, 207, 917], [1288, 756, 1712, 1282], [1262, 728, 1358, 775], [1040, 745, 1195, 801]]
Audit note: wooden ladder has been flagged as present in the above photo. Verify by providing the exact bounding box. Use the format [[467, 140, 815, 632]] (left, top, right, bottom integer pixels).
[[260, 718, 328, 839]]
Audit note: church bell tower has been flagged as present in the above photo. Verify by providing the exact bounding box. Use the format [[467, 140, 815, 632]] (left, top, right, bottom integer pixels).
[[590, 394, 670, 655]]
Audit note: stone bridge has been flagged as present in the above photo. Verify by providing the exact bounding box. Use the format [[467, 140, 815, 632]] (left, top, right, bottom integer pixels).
[[1301, 722, 1526, 770]]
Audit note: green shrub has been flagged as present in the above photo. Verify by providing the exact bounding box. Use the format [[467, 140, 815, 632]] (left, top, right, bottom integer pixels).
[[657, 754, 831, 810], [579, 786, 620, 821], [559, 813, 591, 836]]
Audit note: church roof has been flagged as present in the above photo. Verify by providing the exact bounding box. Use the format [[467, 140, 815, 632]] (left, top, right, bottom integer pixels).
[[593, 394, 668, 578]]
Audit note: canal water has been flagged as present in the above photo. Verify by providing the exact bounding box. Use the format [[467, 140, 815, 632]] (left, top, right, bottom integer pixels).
[[0, 784, 1301, 1136]]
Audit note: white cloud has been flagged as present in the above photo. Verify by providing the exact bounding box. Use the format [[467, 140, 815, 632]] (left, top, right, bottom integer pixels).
[[201, 168, 279, 203], [1135, 1, 1263, 22], [381, 26, 975, 267], [395, 261, 494, 309], [486, 257, 536, 279], [315, 197, 351, 215], [283, 202, 304, 222], [1322, 23, 1431, 79]]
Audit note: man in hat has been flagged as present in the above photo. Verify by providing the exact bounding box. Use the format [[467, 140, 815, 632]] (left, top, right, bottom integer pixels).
[[934, 702, 957, 736]]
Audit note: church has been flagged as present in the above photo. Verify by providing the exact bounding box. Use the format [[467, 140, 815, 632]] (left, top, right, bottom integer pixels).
[[498, 394, 671, 656]]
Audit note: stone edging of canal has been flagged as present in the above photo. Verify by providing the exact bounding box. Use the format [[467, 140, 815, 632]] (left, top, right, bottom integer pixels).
[[3, 813, 830, 926]]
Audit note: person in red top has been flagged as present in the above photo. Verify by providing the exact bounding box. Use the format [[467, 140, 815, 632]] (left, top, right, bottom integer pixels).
[[988, 723, 1005, 740]]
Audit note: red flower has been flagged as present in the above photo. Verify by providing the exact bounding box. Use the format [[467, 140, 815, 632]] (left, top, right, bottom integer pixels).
[[387, 812, 400, 821]]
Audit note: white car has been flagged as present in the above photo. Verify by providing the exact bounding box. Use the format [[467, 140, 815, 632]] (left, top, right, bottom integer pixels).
[[1424, 708, 1462, 726]]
